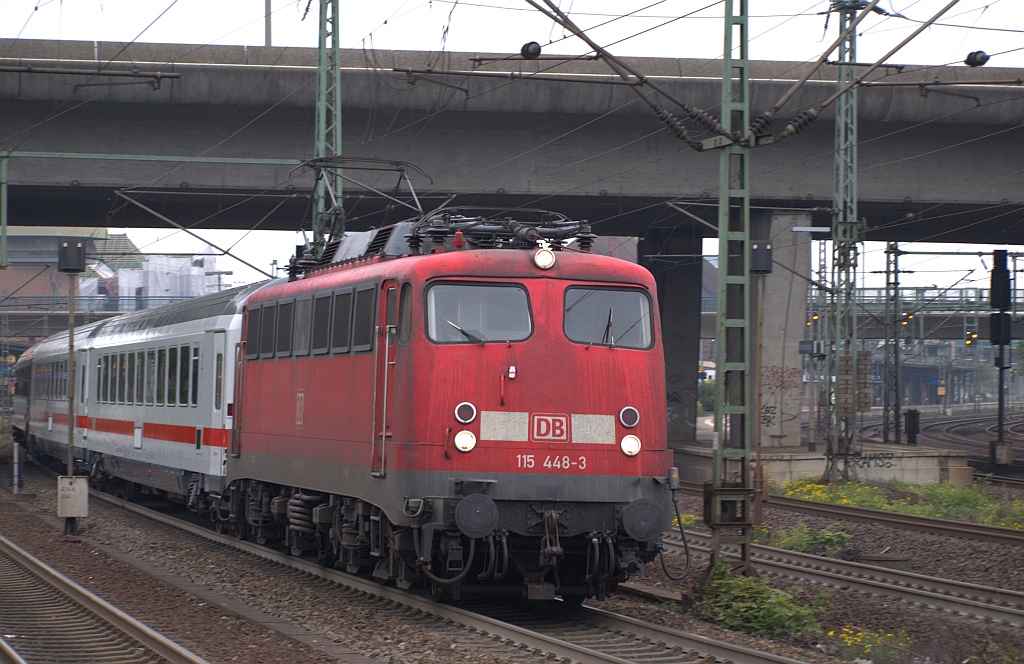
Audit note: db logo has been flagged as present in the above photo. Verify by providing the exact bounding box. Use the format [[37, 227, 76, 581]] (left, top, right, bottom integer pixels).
[[531, 413, 569, 442]]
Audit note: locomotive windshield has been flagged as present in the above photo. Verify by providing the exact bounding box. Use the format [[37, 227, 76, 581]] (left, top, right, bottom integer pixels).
[[426, 283, 532, 343], [564, 287, 653, 349]]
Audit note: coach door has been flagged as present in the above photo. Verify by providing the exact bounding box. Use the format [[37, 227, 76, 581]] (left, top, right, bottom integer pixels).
[[371, 280, 398, 478]]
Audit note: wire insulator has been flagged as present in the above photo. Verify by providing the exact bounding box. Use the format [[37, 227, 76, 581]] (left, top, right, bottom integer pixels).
[[689, 107, 724, 135], [779, 108, 820, 140], [657, 109, 693, 141], [748, 113, 774, 136]]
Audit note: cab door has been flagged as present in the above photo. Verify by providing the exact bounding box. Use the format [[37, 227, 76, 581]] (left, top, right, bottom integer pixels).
[[371, 280, 398, 477]]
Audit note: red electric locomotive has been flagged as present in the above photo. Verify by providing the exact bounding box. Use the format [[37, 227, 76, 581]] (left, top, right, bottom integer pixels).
[[13, 207, 681, 603], [225, 208, 678, 601]]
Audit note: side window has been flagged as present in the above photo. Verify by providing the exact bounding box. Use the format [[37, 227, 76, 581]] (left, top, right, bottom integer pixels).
[[146, 350, 156, 405], [293, 297, 312, 356], [214, 352, 224, 411], [276, 301, 294, 357], [167, 346, 178, 406], [386, 286, 397, 347], [101, 355, 110, 402], [126, 352, 135, 405], [191, 345, 199, 406], [398, 283, 412, 344], [135, 351, 144, 404], [330, 289, 353, 354], [311, 294, 331, 355], [352, 285, 376, 352], [259, 304, 276, 359], [245, 307, 261, 360], [156, 348, 167, 405], [178, 344, 190, 406]]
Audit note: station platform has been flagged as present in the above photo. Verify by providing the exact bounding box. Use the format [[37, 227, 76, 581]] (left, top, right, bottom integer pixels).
[[674, 417, 974, 487]]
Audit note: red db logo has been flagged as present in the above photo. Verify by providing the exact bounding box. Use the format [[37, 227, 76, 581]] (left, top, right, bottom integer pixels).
[[531, 414, 569, 442]]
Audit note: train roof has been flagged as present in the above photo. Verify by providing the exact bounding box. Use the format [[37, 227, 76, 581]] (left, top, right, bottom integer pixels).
[[29, 281, 272, 357]]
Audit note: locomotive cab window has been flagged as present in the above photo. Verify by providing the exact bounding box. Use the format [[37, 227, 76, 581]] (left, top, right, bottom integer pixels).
[[564, 287, 653, 350], [426, 283, 532, 343], [245, 307, 261, 360], [351, 285, 376, 352]]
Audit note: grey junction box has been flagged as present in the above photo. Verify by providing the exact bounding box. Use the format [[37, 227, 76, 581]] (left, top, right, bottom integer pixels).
[[57, 476, 89, 518]]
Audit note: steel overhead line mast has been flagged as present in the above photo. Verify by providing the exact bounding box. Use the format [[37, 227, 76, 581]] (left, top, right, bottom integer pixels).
[[310, 0, 344, 258], [822, 1, 866, 483]]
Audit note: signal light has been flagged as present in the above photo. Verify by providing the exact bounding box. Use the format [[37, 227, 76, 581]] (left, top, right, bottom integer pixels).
[[964, 51, 989, 67], [965, 331, 978, 345]]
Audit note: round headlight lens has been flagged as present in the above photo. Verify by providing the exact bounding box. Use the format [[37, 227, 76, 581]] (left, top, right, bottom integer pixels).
[[620, 434, 641, 457], [454, 430, 477, 453], [533, 248, 556, 270], [619, 406, 640, 428], [455, 401, 477, 424]]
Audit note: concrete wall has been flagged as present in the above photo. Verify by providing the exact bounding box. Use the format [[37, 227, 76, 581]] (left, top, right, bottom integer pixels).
[[676, 445, 974, 487]]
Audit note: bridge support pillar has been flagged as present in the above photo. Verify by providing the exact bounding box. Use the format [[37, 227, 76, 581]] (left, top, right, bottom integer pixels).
[[753, 211, 811, 449], [639, 228, 703, 448]]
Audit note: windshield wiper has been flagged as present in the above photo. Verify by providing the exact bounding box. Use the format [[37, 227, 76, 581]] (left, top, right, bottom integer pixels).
[[446, 320, 484, 344], [601, 308, 614, 346]]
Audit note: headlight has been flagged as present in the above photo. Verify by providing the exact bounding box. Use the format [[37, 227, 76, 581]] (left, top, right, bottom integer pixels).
[[455, 401, 477, 424], [533, 248, 556, 270], [620, 434, 641, 457], [454, 430, 477, 453]]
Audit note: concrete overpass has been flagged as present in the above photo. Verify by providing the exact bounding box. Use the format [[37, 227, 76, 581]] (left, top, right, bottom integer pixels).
[[1, 39, 1023, 243], [3, 39, 1023, 448]]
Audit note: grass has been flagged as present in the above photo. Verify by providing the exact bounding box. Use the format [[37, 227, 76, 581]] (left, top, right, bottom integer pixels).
[[773, 477, 1024, 530]]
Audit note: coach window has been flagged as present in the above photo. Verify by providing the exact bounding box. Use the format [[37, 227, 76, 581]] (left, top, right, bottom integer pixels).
[[178, 344, 190, 406], [146, 350, 156, 405], [135, 351, 145, 403], [398, 283, 412, 344], [156, 348, 167, 405], [101, 355, 110, 402], [564, 287, 653, 350], [120, 353, 129, 403], [426, 283, 532, 343], [311, 293, 331, 355], [126, 352, 136, 405], [276, 301, 294, 357], [245, 307, 261, 360], [330, 289, 353, 353], [293, 296, 311, 356], [191, 346, 199, 406], [168, 347, 179, 406], [214, 352, 224, 410], [259, 303, 276, 359], [352, 285, 376, 352]]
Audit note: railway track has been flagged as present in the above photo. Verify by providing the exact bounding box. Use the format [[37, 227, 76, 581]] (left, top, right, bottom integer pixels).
[[660, 532, 1024, 628], [0, 533, 207, 664], [89, 491, 807, 664], [681, 481, 1024, 546]]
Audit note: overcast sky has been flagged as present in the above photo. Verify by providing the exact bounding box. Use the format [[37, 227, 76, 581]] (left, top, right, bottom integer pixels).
[[1, 1, 1021, 288]]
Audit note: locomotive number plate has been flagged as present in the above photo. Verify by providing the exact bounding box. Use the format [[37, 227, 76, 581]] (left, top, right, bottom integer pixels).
[[517, 454, 587, 470]]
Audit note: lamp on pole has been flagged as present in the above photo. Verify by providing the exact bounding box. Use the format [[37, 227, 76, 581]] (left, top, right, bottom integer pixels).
[[205, 270, 233, 292], [58, 238, 87, 536]]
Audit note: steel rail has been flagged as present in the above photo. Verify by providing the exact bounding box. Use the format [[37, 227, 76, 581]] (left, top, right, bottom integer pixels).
[[663, 532, 1024, 628], [764, 495, 1024, 545], [0, 533, 208, 664], [94, 491, 805, 664], [680, 481, 1024, 545]]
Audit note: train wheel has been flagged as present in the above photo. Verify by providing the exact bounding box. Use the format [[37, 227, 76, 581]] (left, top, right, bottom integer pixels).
[[235, 520, 249, 541]]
